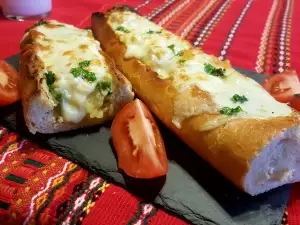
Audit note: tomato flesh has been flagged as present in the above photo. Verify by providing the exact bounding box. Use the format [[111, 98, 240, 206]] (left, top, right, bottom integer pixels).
[[262, 70, 300, 103], [290, 94, 300, 112], [111, 99, 168, 179], [0, 60, 20, 106]]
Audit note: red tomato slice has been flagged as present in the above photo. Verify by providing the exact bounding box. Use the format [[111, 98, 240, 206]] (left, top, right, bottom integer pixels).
[[289, 94, 300, 112], [0, 60, 20, 106], [111, 99, 168, 179], [262, 70, 300, 103]]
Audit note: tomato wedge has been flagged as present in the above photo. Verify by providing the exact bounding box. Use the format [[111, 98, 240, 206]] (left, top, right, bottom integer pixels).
[[262, 70, 300, 103], [0, 60, 20, 106], [111, 99, 168, 179], [290, 94, 300, 112]]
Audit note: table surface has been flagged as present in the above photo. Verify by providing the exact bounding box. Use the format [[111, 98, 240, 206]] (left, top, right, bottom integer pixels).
[[0, 0, 300, 224]]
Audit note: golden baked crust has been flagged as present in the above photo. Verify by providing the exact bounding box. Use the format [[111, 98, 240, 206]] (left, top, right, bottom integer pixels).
[[20, 23, 134, 134], [92, 7, 300, 195]]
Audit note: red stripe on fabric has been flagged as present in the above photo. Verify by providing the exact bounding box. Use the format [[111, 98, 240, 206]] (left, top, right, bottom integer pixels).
[[283, 0, 294, 72], [27, 150, 54, 165], [218, 0, 255, 60], [202, 0, 247, 56], [264, 0, 285, 75], [219, 0, 273, 71], [10, 166, 36, 180], [150, 0, 181, 23], [185, 0, 227, 45], [74, 0, 152, 28], [159, 0, 196, 29], [290, 0, 300, 73], [164, 0, 207, 34], [274, 0, 292, 74], [174, 0, 210, 36], [82, 185, 188, 225], [138, 0, 166, 16], [82, 186, 139, 225], [0, 184, 16, 202], [287, 183, 300, 225]]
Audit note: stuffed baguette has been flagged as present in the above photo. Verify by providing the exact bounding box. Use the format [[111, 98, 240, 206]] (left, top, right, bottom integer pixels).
[[92, 6, 300, 195], [20, 20, 134, 134]]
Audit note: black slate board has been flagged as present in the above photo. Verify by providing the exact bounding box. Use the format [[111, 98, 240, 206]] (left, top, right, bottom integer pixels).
[[0, 54, 291, 225]]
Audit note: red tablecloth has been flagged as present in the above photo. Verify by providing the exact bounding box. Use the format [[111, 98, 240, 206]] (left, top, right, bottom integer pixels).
[[0, 0, 300, 224]]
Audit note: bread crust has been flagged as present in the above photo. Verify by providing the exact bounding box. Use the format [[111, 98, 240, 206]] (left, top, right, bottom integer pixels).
[[20, 26, 134, 134], [92, 8, 300, 194]]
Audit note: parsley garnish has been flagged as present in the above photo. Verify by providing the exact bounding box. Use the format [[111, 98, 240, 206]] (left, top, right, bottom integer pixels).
[[176, 50, 184, 57], [178, 59, 186, 65], [70, 61, 96, 82], [54, 92, 63, 102], [220, 106, 243, 116], [168, 44, 176, 54], [70, 67, 83, 78], [44, 71, 55, 86], [82, 71, 96, 82], [96, 80, 112, 96], [25, 19, 48, 32], [146, 30, 162, 34], [116, 26, 130, 33], [204, 63, 226, 78], [78, 60, 91, 68], [168, 44, 184, 57], [44, 71, 63, 103], [231, 94, 248, 103]]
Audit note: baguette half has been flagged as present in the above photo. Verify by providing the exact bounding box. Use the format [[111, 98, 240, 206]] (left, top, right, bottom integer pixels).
[[92, 6, 300, 195], [20, 20, 134, 134]]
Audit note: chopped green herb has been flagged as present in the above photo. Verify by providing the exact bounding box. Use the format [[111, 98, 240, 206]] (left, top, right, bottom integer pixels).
[[176, 50, 184, 57], [178, 59, 186, 65], [146, 30, 162, 34], [54, 92, 63, 102], [79, 60, 91, 68], [70, 67, 96, 82], [70, 67, 84, 78], [168, 44, 184, 57], [220, 106, 243, 116], [70, 61, 96, 82], [82, 71, 96, 82], [25, 19, 48, 32], [231, 94, 248, 103], [43, 71, 63, 103], [204, 63, 226, 78], [96, 80, 112, 96], [116, 26, 130, 33], [44, 71, 55, 86], [167, 44, 176, 55]]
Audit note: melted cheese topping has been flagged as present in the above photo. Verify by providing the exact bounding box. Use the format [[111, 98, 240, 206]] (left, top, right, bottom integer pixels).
[[32, 21, 113, 123], [108, 11, 292, 129]]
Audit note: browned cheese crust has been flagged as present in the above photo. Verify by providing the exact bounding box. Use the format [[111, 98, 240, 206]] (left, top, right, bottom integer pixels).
[[20, 26, 134, 134], [91, 7, 300, 192]]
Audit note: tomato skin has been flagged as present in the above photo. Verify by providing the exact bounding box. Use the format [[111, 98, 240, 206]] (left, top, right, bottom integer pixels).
[[0, 60, 20, 106], [262, 70, 300, 103], [290, 94, 300, 112], [111, 99, 168, 179]]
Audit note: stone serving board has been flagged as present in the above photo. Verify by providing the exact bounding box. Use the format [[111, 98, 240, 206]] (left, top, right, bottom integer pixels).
[[0, 54, 291, 225]]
